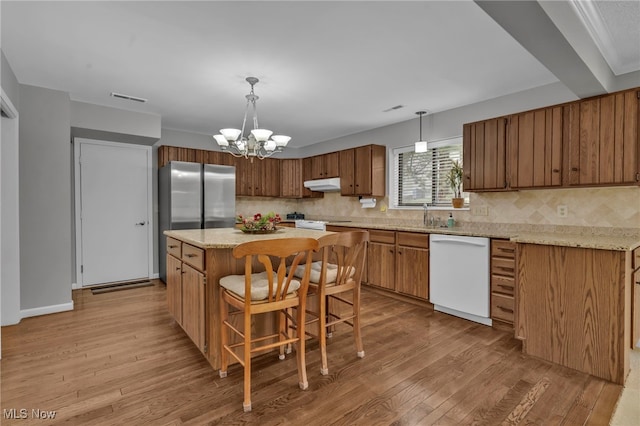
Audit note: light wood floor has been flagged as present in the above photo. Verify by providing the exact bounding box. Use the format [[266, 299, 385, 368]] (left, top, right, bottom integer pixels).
[[1, 281, 622, 425]]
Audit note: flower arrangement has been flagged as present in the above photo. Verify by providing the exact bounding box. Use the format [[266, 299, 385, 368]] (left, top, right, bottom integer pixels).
[[237, 212, 281, 232]]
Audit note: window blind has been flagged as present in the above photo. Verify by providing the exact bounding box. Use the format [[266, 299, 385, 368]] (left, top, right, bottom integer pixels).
[[392, 139, 467, 207]]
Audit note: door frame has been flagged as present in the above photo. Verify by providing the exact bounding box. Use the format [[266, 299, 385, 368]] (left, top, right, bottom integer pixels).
[[73, 138, 153, 287]]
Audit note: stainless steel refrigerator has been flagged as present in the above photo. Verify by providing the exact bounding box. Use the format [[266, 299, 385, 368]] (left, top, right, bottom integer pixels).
[[158, 161, 236, 282]]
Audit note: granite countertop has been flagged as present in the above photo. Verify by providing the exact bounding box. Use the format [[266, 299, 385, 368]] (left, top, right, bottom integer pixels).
[[164, 227, 335, 249], [320, 220, 640, 252]]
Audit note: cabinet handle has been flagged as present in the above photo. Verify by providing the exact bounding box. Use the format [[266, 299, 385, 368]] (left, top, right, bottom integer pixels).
[[398, 251, 402, 255], [168, 245, 177, 248], [389, 250, 394, 254], [497, 284, 513, 290], [185, 254, 196, 258], [552, 169, 560, 173], [497, 305, 514, 313], [571, 167, 579, 172], [175, 267, 181, 271]]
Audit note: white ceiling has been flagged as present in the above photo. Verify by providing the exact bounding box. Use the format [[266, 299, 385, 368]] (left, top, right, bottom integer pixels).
[[1, 1, 638, 148]]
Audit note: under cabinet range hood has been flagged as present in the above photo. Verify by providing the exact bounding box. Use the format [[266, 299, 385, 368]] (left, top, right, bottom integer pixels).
[[303, 177, 341, 192]]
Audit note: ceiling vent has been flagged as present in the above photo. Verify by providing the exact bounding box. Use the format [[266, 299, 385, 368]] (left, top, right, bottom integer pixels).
[[110, 92, 148, 103], [383, 105, 404, 112]]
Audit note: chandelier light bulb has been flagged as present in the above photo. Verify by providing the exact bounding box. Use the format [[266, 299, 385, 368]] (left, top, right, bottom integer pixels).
[[264, 139, 277, 152], [251, 129, 273, 142], [220, 128, 242, 142], [272, 135, 291, 147], [213, 134, 229, 147]]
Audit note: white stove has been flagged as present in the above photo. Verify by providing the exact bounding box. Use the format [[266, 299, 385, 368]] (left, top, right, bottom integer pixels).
[[294, 220, 327, 231]]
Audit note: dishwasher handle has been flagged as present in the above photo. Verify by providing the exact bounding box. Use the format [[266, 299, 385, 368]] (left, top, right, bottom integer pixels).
[[430, 236, 488, 247]]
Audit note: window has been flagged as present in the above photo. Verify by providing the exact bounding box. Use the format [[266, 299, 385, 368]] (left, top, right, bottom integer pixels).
[[390, 137, 468, 208]]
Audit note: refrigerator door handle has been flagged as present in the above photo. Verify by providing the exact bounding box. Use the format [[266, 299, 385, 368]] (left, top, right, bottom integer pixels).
[[135, 221, 146, 226]]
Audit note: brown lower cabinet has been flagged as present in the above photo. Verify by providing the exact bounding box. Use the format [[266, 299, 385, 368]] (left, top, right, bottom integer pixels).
[[632, 246, 640, 349], [365, 229, 429, 301], [166, 238, 207, 354], [490, 239, 517, 330], [517, 243, 631, 384]]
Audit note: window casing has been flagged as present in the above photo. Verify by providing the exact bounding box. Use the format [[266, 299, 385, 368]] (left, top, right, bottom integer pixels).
[[390, 137, 469, 208]]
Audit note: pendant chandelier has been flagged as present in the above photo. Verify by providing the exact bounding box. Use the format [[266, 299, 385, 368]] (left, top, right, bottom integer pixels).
[[213, 77, 290, 160], [414, 110, 428, 153]]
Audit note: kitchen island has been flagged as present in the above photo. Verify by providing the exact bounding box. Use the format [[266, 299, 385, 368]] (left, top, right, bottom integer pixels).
[[163, 227, 334, 370]]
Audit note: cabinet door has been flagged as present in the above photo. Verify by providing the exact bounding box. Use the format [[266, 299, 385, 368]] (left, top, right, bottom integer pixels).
[[310, 155, 326, 179], [367, 242, 395, 290], [354, 145, 372, 195], [509, 107, 563, 188], [233, 157, 253, 196], [339, 149, 355, 195], [463, 118, 508, 191], [324, 152, 340, 178], [301, 157, 323, 199], [182, 263, 206, 352], [396, 246, 429, 300], [254, 158, 280, 197], [280, 158, 303, 198], [166, 254, 182, 323], [567, 90, 640, 186]]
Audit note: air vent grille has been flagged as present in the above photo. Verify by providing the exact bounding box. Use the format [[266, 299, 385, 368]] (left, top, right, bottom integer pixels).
[[383, 105, 404, 112], [110, 92, 148, 103]]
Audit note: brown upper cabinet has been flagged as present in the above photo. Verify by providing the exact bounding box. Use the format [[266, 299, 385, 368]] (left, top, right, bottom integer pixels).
[[509, 106, 564, 189], [339, 145, 386, 197], [463, 87, 640, 192], [566, 89, 640, 186], [233, 157, 280, 197], [310, 152, 340, 179], [462, 117, 508, 191], [280, 159, 303, 198]]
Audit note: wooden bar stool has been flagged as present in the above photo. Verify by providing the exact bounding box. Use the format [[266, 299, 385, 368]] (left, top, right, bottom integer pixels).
[[218, 237, 318, 412], [294, 231, 369, 375]]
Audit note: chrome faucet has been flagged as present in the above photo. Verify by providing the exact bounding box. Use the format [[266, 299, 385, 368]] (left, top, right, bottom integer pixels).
[[423, 203, 430, 227]]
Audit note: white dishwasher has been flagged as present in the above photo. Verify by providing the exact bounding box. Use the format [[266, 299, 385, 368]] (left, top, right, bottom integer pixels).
[[429, 234, 491, 326]]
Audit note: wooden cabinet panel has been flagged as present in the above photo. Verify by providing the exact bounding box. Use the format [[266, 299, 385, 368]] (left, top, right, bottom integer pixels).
[[310, 152, 339, 179], [567, 89, 639, 186], [517, 243, 627, 384], [280, 158, 303, 198], [166, 237, 182, 258], [254, 158, 280, 197], [491, 239, 517, 330], [166, 254, 182, 323], [463, 118, 507, 191], [181, 263, 206, 352], [339, 149, 356, 195], [396, 246, 429, 299], [182, 243, 204, 270], [369, 229, 396, 244], [397, 232, 429, 248], [491, 293, 515, 323], [301, 157, 323, 199], [367, 242, 395, 291], [633, 268, 640, 350], [509, 107, 563, 188], [158, 145, 207, 168]]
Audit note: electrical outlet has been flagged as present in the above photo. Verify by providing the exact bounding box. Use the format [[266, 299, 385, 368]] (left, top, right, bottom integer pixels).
[[472, 205, 488, 216], [557, 205, 568, 218]]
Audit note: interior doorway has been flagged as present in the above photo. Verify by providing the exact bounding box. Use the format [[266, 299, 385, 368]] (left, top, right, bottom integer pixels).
[[74, 138, 152, 287]]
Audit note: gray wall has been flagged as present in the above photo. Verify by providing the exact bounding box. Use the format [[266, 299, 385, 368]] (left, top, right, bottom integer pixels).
[[71, 101, 161, 146], [19, 84, 72, 310], [1, 50, 19, 110], [1, 50, 21, 326]]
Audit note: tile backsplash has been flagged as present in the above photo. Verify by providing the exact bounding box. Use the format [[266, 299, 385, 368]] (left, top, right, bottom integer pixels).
[[236, 186, 640, 229]]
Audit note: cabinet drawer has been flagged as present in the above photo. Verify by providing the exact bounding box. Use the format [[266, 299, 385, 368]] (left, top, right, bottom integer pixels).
[[166, 237, 182, 258], [492, 240, 516, 259], [182, 244, 205, 271], [369, 230, 396, 244], [492, 293, 515, 323], [491, 275, 515, 296], [492, 257, 515, 277], [397, 232, 429, 248], [633, 246, 640, 270]]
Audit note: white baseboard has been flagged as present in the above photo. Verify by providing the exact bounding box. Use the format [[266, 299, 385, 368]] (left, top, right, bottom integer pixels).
[[72, 282, 79, 290], [21, 301, 74, 319], [151, 273, 159, 279]]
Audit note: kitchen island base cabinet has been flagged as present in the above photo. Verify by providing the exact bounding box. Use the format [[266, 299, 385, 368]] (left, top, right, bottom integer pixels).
[[517, 243, 630, 385]]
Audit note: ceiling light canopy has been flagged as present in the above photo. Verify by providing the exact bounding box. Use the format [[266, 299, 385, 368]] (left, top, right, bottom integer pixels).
[[414, 111, 428, 153], [213, 77, 290, 160]]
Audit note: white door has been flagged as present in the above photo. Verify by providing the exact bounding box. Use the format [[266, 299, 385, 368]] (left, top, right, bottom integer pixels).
[[76, 139, 151, 286]]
